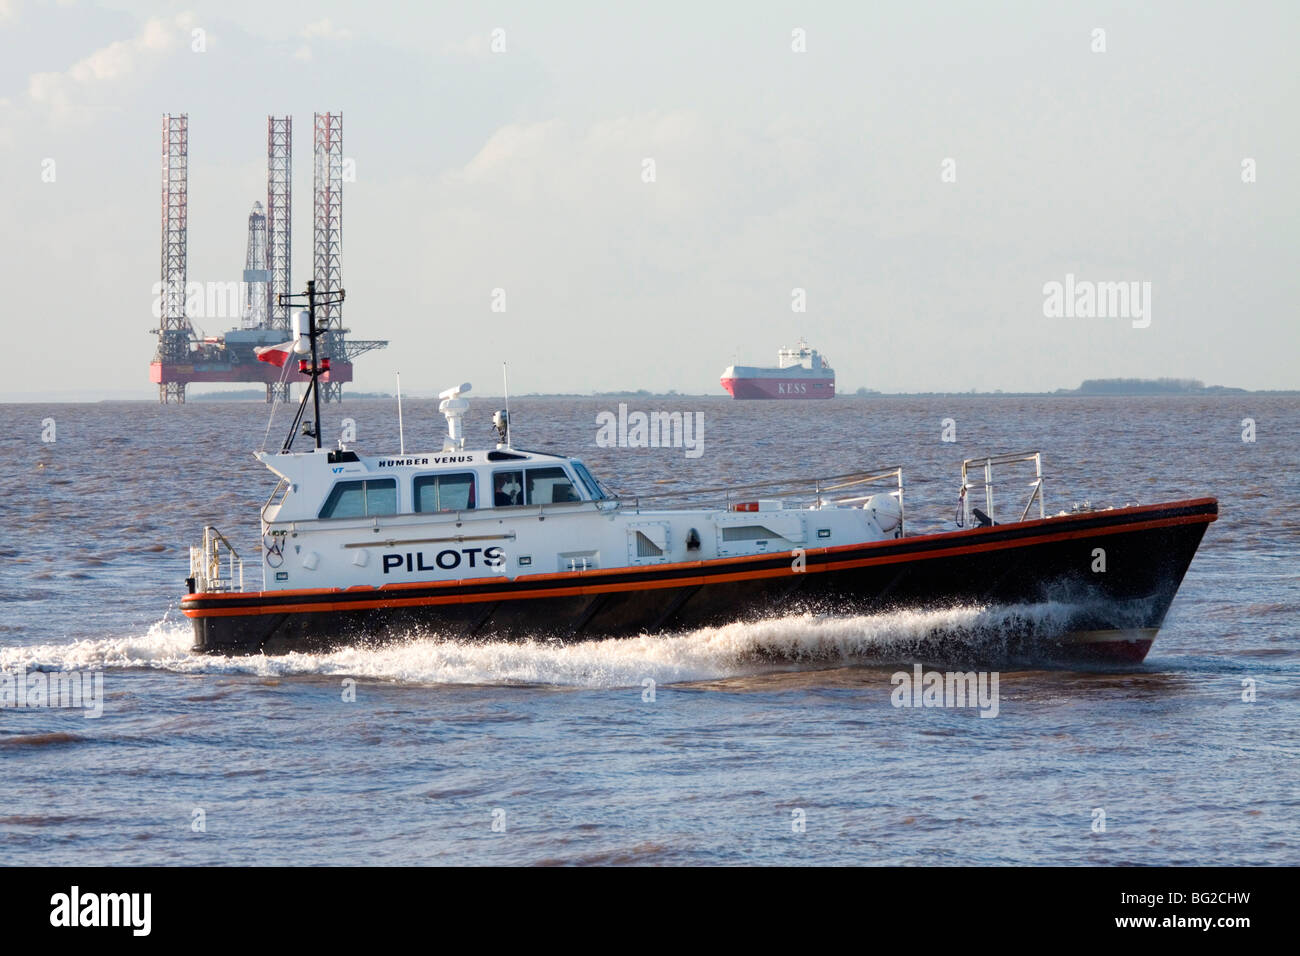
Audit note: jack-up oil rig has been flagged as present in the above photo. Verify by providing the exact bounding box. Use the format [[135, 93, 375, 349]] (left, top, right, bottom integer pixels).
[[149, 113, 387, 403]]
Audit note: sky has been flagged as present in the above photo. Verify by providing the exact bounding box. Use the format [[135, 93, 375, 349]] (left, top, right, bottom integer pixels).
[[1, 0, 1297, 400]]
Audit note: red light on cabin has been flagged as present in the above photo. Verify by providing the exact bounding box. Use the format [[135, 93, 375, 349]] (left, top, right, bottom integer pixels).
[[321, 358, 331, 372], [298, 360, 310, 373]]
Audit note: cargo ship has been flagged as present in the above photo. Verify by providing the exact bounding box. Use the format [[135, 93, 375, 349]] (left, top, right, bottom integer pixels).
[[720, 340, 835, 399]]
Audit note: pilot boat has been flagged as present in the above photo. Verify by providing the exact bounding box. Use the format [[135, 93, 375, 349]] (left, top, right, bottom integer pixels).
[[180, 294, 1217, 661]]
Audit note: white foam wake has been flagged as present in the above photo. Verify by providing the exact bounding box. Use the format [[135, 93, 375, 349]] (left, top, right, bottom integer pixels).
[[0, 602, 1085, 688]]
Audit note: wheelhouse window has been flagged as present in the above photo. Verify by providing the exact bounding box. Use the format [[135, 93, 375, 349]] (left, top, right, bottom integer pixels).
[[571, 461, 607, 501], [414, 472, 476, 513], [526, 466, 579, 504], [491, 466, 581, 506], [318, 478, 398, 519], [492, 470, 523, 506]]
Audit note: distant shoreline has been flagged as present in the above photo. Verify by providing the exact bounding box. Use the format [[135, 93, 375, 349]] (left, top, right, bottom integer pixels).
[[5, 390, 1298, 404], [5, 379, 1297, 403], [119, 378, 1300, 402]]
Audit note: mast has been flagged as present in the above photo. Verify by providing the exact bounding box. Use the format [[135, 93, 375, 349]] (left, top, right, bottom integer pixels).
[[277, 278, 344, 452], [308, 282, 322, 448]]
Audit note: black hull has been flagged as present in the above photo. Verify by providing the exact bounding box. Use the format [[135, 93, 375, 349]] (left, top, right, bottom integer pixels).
[[182, 499, 1216, 663]]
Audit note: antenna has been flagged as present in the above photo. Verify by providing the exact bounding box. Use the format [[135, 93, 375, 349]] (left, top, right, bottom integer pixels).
[[396, 371, 405, 455], [502, 361, 511, 448]]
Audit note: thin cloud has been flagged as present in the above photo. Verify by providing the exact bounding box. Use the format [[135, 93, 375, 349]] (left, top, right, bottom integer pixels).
[[26, 13, 198, 119], [295, 16, 351, 59], [301, 18, 351, 41]]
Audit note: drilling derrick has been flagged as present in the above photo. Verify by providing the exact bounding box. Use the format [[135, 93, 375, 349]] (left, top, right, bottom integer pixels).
[[311, 112, 387, 402], [266, 115, 293, 402], [313, 112, 345, 402], [241, 202, 269, 329], [149, 112, 384, 404], [152, 113, 192, 403]]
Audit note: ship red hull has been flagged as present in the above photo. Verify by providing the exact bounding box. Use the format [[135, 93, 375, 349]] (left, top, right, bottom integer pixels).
[[150, 360, 353, 385], [721, 376, 835, 399]]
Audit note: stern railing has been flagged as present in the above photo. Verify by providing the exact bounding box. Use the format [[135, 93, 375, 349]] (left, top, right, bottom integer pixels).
[[189, 525, 245, 593]]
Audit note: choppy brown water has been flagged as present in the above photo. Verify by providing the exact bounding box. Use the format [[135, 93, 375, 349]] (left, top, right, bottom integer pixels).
[[0, 395, 1296, 864]]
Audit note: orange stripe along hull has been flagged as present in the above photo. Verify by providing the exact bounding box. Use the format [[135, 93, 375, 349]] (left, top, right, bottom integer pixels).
[[181, 499, 1217, 661]]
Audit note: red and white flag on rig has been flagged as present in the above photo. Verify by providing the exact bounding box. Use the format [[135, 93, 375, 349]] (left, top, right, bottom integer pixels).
[[254, 341, 296, 367]]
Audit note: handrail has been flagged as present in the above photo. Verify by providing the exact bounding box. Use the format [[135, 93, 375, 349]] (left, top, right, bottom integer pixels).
[[606, 466, 906, 532], [608, 467, 902, 504], [190, 525, 245, 593], [959, 452, 1044, 527], [260, 477, 290, 524]]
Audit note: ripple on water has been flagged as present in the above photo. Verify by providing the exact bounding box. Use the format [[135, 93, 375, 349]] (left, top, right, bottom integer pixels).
[[0, 732, 88, 748], [0, 396, 1295, 866]]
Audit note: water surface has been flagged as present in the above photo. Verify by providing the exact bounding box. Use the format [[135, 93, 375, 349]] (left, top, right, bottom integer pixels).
[[0, 395, 1295, 864]]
